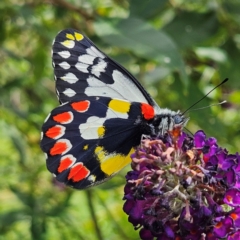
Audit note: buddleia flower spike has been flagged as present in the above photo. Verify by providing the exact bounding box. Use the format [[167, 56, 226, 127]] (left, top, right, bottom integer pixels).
[[123, 129, 240, 240]]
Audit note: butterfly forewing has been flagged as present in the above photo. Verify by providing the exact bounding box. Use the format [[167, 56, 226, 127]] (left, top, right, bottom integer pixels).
[[52, 29, 159, 110]]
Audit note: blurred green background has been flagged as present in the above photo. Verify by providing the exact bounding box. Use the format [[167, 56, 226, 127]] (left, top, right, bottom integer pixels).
[[1, 0, 240, 239]]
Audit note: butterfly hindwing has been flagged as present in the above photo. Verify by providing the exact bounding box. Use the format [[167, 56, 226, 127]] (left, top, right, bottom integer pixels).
[[40, 96, 154, 189], [52, 29, 160, 112]]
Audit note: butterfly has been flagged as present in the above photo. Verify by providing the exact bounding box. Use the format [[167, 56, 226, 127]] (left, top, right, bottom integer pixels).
[[40, 29, 188, 189]]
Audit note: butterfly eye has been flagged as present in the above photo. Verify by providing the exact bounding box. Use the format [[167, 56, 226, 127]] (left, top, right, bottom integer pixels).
[[174, 115, 183, 124]]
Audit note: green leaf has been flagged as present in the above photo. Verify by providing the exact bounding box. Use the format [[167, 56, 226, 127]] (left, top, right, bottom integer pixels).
[[164, 11, 219, 49], [223, 1, 240, 22], [0, 210, 25, 232], [129, 0, 168, 19], [9, 186, 32, 207], [144, 66, 170, 84], [195, 47, 227, 63], [219, 39, 240, 88], [229, 90, 240, 104]]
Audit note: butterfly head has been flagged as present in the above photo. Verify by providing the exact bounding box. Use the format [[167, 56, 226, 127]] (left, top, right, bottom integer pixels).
[[149, 109, 189, 137]]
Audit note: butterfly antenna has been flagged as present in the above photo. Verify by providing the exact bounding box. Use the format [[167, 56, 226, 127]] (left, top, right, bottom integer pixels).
[[187, 100, 227, 112], [181, 78, 228, 115]]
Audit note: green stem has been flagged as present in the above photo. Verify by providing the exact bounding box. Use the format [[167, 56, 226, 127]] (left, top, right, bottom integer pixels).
[[85, 189, 104, 240]]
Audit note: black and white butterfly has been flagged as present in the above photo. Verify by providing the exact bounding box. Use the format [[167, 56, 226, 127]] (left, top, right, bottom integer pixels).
[[40, 29, 188, 189]]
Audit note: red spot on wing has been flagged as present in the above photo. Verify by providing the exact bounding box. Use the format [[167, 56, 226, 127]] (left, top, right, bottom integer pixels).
[[50, 140, 71, 156], [45, 125, 65, 139], [68, 163, 90, 182], [58, 155, 76, 173], [141, 103, 155, 120], [53, 111, 73, 124], [71, 100, 90, 112]]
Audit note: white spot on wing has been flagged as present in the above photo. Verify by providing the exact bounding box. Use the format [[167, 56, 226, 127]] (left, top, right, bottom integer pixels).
[[85, 76, 123, 98], [84, 69, 149, 103], [106, 108, 128, 119], [85, 86, 122, 98], [78, 54, 95, 64], [86, 46, 105, 59], [91, 59, 107, 77], [61, 73, 79, 84], [59, 61, 70, 70], [87, 174, 96, 183], [63, 88, 76, 97], [58, 51, 71, 59], [87, 76, 104, 86], [75, 62, 89, 73], [84, 76, 122, 98], [112, 70, 148, 103], [61, 40, 75, 49], [79, 116, 105, 140]]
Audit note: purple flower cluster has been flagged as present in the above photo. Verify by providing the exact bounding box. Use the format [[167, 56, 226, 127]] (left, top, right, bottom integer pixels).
[[123, 130, 240, 239]]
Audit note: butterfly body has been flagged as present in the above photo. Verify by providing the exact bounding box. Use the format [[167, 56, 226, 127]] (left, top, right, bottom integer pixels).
[[40, 29, 188, 189]]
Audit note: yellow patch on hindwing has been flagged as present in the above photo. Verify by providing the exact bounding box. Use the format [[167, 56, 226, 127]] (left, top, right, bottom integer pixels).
[[83, 144, 89, 150], [97, 126, 105, 137], [108, 99, 131, 114], [94, 146, 134, 175]]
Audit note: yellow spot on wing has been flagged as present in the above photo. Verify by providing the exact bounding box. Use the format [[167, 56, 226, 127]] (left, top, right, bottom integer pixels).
[[83, 144, 89, 150], [97, 126, 105, 137], [75, 32, 84, 41], [66, 33, 75, 40], [109, 99, 131, 114], [95, 146, 105, 160], [94, 146, 134, 176]]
